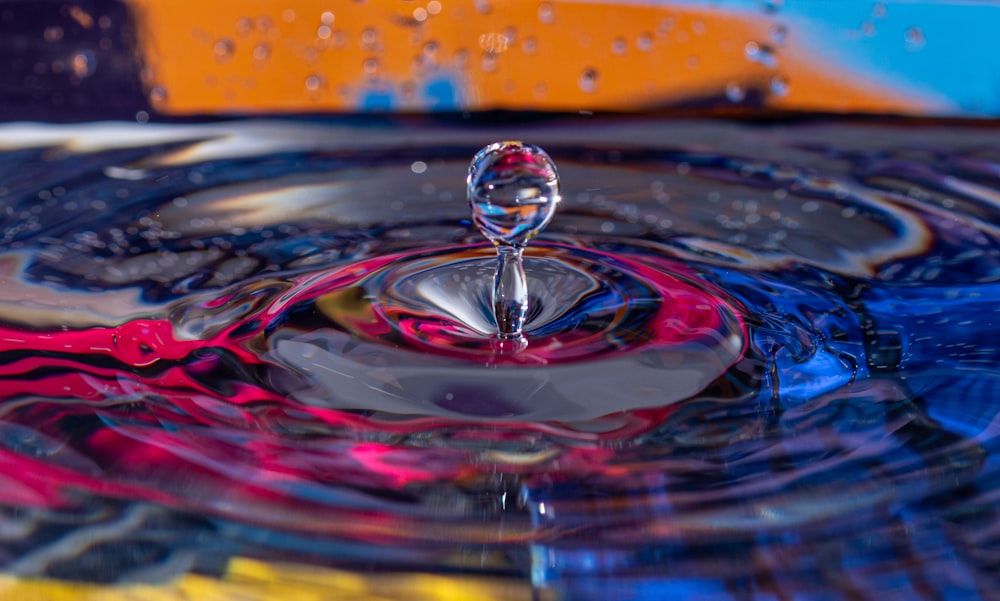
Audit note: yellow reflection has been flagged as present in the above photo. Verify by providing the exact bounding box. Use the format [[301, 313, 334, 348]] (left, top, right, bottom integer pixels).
[[0, 557, 534, 601]]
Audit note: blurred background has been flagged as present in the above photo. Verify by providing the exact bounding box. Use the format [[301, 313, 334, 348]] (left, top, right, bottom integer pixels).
[[1, 0, 997, 121]]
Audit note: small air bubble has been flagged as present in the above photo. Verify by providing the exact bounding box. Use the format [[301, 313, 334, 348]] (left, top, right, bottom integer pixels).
[[579, 68, 598, 93], [411, 161, 428, 174], [321, 11, 334, 25], [428, 1, 442, 15], [611, 37, 626, 55], [636, 33, 653, 52], [413, 7, 428, 22]]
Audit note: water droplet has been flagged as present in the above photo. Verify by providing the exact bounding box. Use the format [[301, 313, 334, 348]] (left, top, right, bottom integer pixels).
[[538, 2, 555, 24], [321, 11, 334, 25], [428, 1, 443, 15], [770, 75, 789, 97], [579, 68, 598, 93], [317, 25, 332, 39], [361, 28, 378, 50], [468, 142, 561, 341], [43, 26, 63, 42], [413, 7, 428, 22], [770, 24, 788, 46], [236, 17, 253, 35], [726, 82, 746, 103], [904, 27, 925, 50], [363, 57, 379, 75], [761, 0, 783, 13], [522, 36, 537, 54], [468, 141, 561, 248], [636, 33, 653, 52], [71, 51, 95, 77], [305, 74, 325, 92], [611, 37, 627, 55], [745, 41, 777, 68], [252, 43, 270, 61], [213, 38, 235, 62], [149, 86, 168, 104], [481, 52, 496, 72]]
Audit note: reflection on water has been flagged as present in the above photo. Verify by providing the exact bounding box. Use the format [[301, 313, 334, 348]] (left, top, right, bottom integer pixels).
[[0, 117, 997, 599]]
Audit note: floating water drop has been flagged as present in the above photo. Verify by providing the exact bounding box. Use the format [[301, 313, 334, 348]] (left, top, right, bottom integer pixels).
[[468, 142, 560, 341]]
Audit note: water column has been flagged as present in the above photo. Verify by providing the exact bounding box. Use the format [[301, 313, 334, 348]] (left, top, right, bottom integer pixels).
[[467, 141, 561, 347]]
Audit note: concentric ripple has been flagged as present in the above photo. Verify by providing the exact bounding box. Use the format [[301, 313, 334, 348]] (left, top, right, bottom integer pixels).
[[261, 243, 745, 420], [0, 119, 996, 598]]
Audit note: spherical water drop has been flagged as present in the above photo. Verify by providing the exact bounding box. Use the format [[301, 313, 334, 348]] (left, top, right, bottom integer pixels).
[[468, 141, 560, 248]]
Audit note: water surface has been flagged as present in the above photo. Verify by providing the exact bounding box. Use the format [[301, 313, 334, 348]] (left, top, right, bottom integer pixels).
[[0, 117, 997, 599]]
